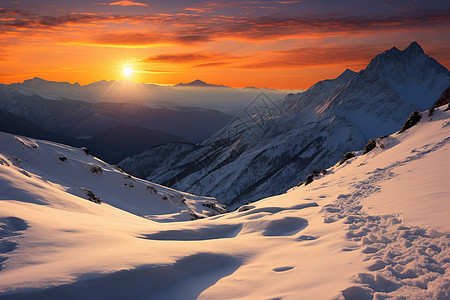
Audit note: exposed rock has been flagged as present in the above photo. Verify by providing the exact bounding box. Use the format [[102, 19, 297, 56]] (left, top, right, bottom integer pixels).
[[398, 111, 422, 133], [430, 86, 450, 111], [363, 139, 377, 154], [90, 166, 103, 174], [339, 152, 356, 165], [304, 174, 315, 186]]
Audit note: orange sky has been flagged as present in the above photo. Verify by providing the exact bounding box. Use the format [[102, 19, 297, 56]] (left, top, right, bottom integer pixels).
[[0, 0, 449, 89]]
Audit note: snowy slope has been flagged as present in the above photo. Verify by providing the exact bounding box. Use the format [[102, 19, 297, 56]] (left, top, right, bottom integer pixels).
[[120, 42, 450, 208], [0, 106, 448, 299], [0, 132, 225, 221]]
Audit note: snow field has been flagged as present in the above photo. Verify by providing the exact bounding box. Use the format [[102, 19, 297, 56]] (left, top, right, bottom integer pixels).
[[0, 107, 448, 299]]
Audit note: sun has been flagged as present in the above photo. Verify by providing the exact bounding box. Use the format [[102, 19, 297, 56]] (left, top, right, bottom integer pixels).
[[122, 67, 133, 78]]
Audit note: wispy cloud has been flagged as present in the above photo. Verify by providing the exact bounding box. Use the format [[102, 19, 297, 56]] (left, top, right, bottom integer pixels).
[[143, 51, 241, 69], [144, 47, 378, 70], [194, 61, 231, 68], [238, 47, 378, 69], [90, 32, 164, 46], [138, 69, 173, 74], [146, 52, 222, 63], [108, 1, 149, 7], [1, 7, 449, 46]]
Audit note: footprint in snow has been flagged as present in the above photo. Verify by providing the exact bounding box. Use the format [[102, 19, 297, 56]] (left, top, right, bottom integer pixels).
[[297, 235, 318, 241], [0, 241, 17, 254], [0, 216, 29, 271], [263, 217, 308, 236], [273, 266, 294, 272], [0, 217, 29, 234]]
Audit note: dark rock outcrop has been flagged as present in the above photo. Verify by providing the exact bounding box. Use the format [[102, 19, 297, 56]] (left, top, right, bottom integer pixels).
[[363, 139, 377, 154], [339, 152, 356, 165], [398, 111, 422, 133]]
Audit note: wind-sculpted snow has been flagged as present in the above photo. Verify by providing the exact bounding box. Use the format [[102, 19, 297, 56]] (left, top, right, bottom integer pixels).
[[140, 224, 242, 241], [262, 217, 309, 236], [120, 42, 450, 209], [0, 253, 243, 300]]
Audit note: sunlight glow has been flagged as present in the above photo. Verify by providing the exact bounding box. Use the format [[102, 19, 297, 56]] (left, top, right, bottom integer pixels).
[[123, 67, 133, 77]]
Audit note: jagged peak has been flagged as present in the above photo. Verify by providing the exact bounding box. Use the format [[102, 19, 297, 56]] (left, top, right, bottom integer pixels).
[[338, 69, 356, 78], [389, 46, 399, 52], [364, 41, 450, 77], [382, 41, 426, 58], [404, 41, 424, 54]]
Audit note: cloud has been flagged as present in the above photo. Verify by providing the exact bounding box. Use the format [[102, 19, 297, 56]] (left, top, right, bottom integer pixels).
[[1, 7, 449, 48], [108, 1, 148, 7], [183, 7, 214, 13], [0, 8, 132, 29], [142, 46, 384, 69], [138, 69, 173, 74], [146, 52, 220, 63], [143, 52, 241, 68], [172, 35, 212, 44], [237, 46, 378, 69], [91, 32, 164, 46], [194, 61, 231, 68], [204, 10, 450, 41]]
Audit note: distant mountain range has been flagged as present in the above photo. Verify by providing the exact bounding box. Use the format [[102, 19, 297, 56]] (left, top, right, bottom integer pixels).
[[120, 42, 450, 208], [0, 76, 299, 163], [0, 78, 298, 112], [0, 87, 237, 163]]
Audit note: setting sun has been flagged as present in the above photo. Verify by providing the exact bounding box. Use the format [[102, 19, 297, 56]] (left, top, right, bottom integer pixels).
[[122, 67, 134, 78]]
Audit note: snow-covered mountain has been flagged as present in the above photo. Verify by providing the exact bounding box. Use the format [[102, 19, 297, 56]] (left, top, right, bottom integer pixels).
[[6, 77, 90, 101], [0, 132, 226, 222], [1, 105, 448, 299], [120, 42, 450, 208]]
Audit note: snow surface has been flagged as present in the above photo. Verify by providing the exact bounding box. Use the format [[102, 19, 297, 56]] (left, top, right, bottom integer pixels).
[[0, 107, 449, 299]]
